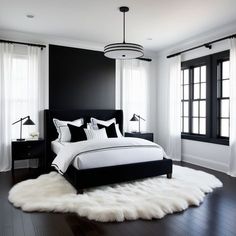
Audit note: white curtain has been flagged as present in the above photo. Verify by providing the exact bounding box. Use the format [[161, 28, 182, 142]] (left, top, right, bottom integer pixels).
[[229, 38, 236, 177], [0, 43, 14, 171], [0, 44, 43, 172], [166, 55, 182, 161], [116, 59, 151, 133]]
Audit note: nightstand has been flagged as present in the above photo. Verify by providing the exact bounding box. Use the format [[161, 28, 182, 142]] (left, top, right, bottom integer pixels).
[[11, 139, 45, 175], [125, 132, 154, 142]]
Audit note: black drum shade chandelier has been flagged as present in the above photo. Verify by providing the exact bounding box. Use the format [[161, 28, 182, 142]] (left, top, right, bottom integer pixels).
[[104, 6, 144, 60]]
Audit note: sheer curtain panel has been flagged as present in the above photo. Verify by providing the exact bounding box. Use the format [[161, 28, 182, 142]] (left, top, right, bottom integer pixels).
[[229, 38, 236, 177], [0, 43, 14, 171], [166, 55, 182, 161], [116, 59, 151, 133], [0, 44, 43, 172]]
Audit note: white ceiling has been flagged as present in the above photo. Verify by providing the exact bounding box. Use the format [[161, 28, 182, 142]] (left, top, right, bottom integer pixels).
[[1, 0, 236, 51]]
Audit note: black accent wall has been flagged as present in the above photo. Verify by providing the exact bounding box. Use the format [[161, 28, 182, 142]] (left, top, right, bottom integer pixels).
[[49, 44, 115, 110]]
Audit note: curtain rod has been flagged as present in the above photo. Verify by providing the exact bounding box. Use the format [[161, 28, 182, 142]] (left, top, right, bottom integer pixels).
[[0, 39, 46, 49], [167, 33, 236, 59]]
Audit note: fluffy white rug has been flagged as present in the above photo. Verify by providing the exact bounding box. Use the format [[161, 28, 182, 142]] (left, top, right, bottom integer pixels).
[[8, 165, 222, 222]]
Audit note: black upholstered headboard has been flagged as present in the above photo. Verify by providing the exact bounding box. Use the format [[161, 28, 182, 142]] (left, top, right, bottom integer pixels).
[[44, 109, 123, 169]]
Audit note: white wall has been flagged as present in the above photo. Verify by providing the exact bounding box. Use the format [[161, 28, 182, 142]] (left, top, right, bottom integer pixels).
[[155, 23, 236, 174]]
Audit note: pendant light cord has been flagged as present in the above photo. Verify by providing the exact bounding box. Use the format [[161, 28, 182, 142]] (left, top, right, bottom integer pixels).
[[123, 11, 126, 43]]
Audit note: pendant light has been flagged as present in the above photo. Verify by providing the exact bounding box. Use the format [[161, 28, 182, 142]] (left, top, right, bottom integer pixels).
[[104, 6, 144, 60]]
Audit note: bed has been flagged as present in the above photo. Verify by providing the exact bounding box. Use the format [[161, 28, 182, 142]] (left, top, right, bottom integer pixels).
[[44, 109, 172, 193]]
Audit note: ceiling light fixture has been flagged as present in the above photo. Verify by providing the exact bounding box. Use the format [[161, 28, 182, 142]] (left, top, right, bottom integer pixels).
[[104, 6, 144, 60]]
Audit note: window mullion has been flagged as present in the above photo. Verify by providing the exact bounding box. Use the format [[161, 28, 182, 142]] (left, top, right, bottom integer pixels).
[[189, 67, 193, 134]]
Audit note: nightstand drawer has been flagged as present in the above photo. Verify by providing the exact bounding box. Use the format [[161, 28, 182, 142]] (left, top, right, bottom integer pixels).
[[12, 141, 44, 160]]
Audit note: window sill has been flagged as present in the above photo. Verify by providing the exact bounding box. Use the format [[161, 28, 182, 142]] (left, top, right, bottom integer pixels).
[[181, 134, 229, 146]]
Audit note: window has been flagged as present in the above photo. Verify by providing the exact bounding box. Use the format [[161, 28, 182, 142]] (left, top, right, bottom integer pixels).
[[181, 51, 229, 145], [118, 60, 150, 132], [11, 53, 34, 139], [9, 46, 41, 139], [217, 60, 230, 138]]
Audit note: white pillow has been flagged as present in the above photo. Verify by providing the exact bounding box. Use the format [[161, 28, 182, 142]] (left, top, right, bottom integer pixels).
[[90, 117, 123, 137], [84, 128, 108, 140], [53, 118, 84, 142], [90, 117, 116, 127], [115, 124, 123, 138], [87, 122, 96, 130]]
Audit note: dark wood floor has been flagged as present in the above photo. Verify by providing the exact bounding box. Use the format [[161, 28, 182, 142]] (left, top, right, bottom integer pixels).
[[1, 162, 236, 236]]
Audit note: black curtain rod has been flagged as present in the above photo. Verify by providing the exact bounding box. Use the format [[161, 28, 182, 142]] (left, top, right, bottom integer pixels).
[[0, 39, 46, 49], [167, 33, 236, 59]]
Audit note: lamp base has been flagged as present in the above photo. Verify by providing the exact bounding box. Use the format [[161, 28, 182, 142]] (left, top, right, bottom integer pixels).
[[16, 138, 25, 141]]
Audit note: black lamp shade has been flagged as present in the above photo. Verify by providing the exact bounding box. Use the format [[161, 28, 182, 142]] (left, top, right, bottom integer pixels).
[[23, 117, 35, 125], [130, 114, 139, 121]]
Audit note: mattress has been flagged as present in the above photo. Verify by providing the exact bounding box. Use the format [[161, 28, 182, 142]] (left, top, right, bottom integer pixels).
[[72, 146, 163, 170], [51, 138, 164, 172]]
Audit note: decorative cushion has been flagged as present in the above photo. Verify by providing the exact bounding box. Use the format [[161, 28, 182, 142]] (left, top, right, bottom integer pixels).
[[84, 128, 108, 140], [89, 117, 123, 137], [97, 123, 118, 138], [67, 124, 87, 142], [53, 118, 84, 142]]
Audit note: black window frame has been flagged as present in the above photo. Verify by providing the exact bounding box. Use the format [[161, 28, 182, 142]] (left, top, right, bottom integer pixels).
[[181, 50, 229, 146]]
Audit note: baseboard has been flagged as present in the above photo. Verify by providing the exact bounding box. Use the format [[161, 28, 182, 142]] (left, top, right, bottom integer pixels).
[[182, 154, 229, 173]]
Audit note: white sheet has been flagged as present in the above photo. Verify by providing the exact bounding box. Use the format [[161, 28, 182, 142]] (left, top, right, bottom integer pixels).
[[51, 140, 69, 154], [51, 138, 166, 174]]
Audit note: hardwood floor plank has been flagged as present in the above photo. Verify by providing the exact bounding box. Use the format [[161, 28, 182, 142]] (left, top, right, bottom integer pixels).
[[0, 163, 236, 236]]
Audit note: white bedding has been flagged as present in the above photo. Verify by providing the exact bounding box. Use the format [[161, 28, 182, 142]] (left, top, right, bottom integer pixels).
[[51, 138, 166, 174], [51, 140, 69, 154]]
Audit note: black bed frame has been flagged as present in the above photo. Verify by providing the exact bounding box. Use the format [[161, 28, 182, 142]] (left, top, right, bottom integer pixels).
[[44, 109, 172, 193]]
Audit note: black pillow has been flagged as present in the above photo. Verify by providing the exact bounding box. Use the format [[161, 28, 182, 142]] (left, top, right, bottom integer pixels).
[[68, 124, 87, 142], [97, 123, 118, 138]]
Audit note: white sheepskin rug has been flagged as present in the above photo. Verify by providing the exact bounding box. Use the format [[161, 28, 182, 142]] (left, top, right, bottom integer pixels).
[[8, 165, 222, 222]]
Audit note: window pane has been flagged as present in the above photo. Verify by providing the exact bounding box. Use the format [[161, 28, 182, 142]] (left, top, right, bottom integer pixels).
[[184, 117, 189, 132], [217, 80, 221, 98], [193, 118, 199, 133], [184, 85, 189, 99], [222, 79, 229, 97], [220, 119, 229, 137], [200, 118, 206, 135], [221, 99, 229, 118], [200, 101, 206, 117], [222, 61, 229, 79], [181, 102, 183, 116], [181, 85, 183, 100], [194, 67, 200, 83], [181, 70, 184, 84], [201, 83, 206, 99], [184, 69, 189, 84], [201, 66, 206, 82], [183, 101, 189, 116], [193, 101, 199, 117], [194, 83, 200, 99]]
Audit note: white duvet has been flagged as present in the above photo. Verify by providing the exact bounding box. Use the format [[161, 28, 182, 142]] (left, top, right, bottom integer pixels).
[[52, 137, 166, 174]]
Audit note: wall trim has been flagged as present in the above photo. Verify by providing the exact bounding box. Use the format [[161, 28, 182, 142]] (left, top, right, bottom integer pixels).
[[182, 153, 229, 174]]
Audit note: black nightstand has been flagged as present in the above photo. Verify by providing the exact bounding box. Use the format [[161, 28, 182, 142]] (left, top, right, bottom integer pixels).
[[125, 132, 154, 142], [11, 139, 45, 175]]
